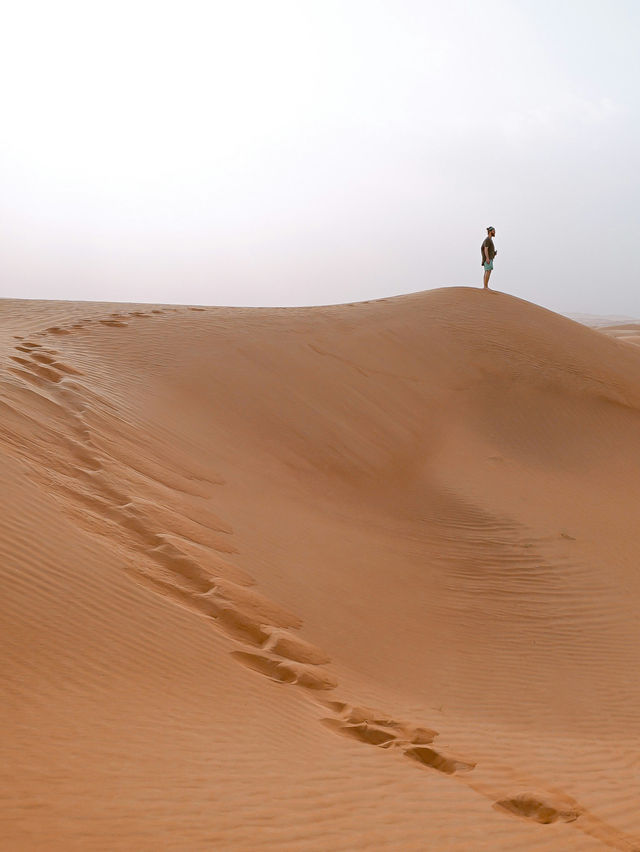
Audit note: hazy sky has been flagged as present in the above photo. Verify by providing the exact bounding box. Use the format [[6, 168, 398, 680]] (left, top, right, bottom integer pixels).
[[1, 0, 639, 314]]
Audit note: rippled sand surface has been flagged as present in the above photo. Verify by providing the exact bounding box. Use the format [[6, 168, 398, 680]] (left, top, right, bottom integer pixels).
[[2, 288, 640, 851]]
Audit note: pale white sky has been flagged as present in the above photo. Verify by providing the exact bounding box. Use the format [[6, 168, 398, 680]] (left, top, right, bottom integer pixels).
[[1, 0, 638, 314]]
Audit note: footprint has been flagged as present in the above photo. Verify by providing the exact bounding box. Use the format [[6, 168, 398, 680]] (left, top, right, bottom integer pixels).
[[209, 603, 270, 647], [45, 327, 71, 335], [262, 627, 331, 665], [148, 533, 252, 586], [231, 651, 297, 684], [323, 700, 349, 715], [320, 701, 440, 757], [10, 356, 32, 368], [50, 361, 83, 376], [8, 368, 49, 389], [400, 725, 438, 745], [342, 705, 401, 727], [206, 580, 302, 629], [293, 665, 338, 691], [325, 702, 437, 745], [29, 352, 54, 364], [321, 718, 397, 747], [404, 745, 475, 775], [62, 437, 102, 471], [9, 359, 64, 386], [149, 540, 214, 592], [99, 320, 128, 327], [495, 793, 581, 824], [28, 363, 64, 384], [232, 651, 337, 690]]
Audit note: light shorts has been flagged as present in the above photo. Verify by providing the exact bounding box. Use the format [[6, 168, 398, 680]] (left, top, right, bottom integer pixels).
[[483, 261, 494, 271]]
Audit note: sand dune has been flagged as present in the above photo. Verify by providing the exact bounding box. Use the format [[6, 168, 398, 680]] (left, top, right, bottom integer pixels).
[[570, 313, 639, 329], [2, 287, 640, 851], [599, 324, 640, 350]]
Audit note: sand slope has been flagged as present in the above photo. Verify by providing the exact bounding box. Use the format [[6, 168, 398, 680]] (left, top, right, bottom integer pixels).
[[2, 288, 640, 851]]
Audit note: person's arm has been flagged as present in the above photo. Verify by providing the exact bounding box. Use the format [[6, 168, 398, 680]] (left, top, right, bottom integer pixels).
[[484, 241, 491, 262]]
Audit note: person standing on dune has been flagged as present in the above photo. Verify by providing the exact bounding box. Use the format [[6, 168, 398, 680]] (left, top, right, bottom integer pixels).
[[481, 226, 497, 289]]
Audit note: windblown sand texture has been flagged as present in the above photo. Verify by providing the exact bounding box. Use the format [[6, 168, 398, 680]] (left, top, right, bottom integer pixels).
[[2, 288, 640, 851]]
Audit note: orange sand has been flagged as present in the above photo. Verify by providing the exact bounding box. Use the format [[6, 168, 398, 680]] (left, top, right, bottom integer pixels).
[[1, 288, 640, 851]]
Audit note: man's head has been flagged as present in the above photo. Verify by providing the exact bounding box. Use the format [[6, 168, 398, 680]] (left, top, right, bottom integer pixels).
[[487, 226, 496, 237]]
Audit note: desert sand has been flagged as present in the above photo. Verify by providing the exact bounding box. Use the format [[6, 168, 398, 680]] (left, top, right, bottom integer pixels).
[[2, 287, 640, 851]]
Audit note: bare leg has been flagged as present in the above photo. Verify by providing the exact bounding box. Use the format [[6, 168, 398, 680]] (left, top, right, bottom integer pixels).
[[483, 269, 492, 289]]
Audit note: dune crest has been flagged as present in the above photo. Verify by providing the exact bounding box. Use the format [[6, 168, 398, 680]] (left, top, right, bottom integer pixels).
[[2, 288, 640, 850]]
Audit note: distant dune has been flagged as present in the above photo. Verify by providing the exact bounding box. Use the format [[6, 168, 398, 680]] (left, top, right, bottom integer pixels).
[[569, 312, 639, 328], [2, 288, 640, 851], [570, 313, 640, 349]]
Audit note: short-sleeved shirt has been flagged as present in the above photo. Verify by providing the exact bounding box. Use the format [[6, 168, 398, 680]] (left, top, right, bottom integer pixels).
[[481, 236, 496, 265]]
